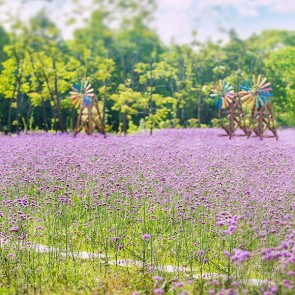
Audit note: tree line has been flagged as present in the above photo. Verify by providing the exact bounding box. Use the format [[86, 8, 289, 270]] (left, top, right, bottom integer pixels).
[[0, 0, 294, 135]]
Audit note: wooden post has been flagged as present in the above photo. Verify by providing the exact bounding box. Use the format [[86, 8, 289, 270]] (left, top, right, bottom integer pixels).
[[88, 104, 93, 135], [74, 108, 83, 137]]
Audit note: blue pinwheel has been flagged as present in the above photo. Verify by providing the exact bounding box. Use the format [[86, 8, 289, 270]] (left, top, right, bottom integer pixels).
[[70, 80, 95, 109], [210, 80, 235, 110]]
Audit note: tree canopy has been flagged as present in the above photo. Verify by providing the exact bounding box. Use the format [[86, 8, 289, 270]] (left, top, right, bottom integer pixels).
[[0, 2, 294, 134]]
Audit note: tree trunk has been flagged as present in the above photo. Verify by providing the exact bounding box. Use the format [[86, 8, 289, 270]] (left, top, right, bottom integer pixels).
[[25, 105, 33, 133], [16, 85, 22, 135], [197, 90, 202, 127], [53, 59, 66, 133], [148, 58, 154, 135], [42, 100, 49, 132], [71, 108, 75, 131], [181, 106, 185, 125], [102, 82, 107, 125], [7, 101, 12, 134], [123, 112, 127, 136], [197, 65, 203, 127], [36, 53, 62, 133]]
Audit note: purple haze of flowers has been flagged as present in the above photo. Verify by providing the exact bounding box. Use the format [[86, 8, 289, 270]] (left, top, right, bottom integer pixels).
[[0, 128, 294, 292], [231, 249, 250, 263]]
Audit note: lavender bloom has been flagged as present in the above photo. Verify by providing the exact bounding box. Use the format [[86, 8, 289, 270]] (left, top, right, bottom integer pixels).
[[142, 234, 151, 240], [154, 289, 165, 295], [231, 249, 250, 263], [9, 226, 19, 232], [0, 128, 294, 292]]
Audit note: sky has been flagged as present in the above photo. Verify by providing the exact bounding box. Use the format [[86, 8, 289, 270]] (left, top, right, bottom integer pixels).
[[0, 0, 294, 44]]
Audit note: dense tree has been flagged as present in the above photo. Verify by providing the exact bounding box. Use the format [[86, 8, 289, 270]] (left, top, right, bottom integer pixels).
[[265, 46, 295, 126], [0, 4, 294, 133]]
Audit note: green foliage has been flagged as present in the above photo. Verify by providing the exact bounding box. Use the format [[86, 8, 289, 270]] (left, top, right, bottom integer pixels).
[[0, 5, 293, 133], [265, 46, 295, 126], [187, 118, 199, 128]]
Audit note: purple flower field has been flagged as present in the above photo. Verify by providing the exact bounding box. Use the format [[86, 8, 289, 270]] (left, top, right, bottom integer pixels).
[[0, 128, 294, 294]]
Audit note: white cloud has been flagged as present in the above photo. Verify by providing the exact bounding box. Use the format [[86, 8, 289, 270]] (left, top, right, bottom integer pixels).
[[0, 0, 93, 38], [272, 1, 295, 13], [197, 0, 295, 16], [154, 0, 196, 44], [0, 0, 294, 45]]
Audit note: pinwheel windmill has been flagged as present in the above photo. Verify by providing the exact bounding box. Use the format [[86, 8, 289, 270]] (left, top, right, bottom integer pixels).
[[239, 75, 278, 139], [70, 80, 105, 137], [210, 80, 248, 138]]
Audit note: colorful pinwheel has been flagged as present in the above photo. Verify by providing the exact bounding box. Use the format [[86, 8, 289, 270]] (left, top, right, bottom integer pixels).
[[239, 75, 272, 109], [210, 80, 234, 109], [70, 80, 95, 109]]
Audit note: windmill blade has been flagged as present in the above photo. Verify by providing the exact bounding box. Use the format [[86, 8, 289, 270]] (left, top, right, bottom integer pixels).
[[246, 96, 254, 105], [74, 98, 81, 109], [259, 77, 267, 87], [241, 93, 252, 101], [222, 99, 226, 109], [70, 90, 79, 95], [85, 88, 94, 94], [217, 99, 222, 110], [260, 88, 272, 92], [83, 96, 93, 107], [260, 94, 270, 103], [260, 82, 271, 89], [85, 83, 92, 91], [258, 95, 265, 107], [240, 86, 249, 91], [257, 75, 262, 86], [225, 96, 233, 103], [252, 75, 256, 86], [260, 91, 272, 97]]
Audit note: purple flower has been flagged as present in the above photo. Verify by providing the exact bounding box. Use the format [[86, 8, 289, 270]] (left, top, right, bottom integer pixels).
[[232, 281, 239, 288], [112, 236, 119, 243], [223, 251, 231, 258], [142, 234, 151, 240], [1, 128, 295, 293], [231, 249, 250, 263], [154, 288, 164, 294], [9, 226, 19, 232], [173, 281, 184, 288]]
